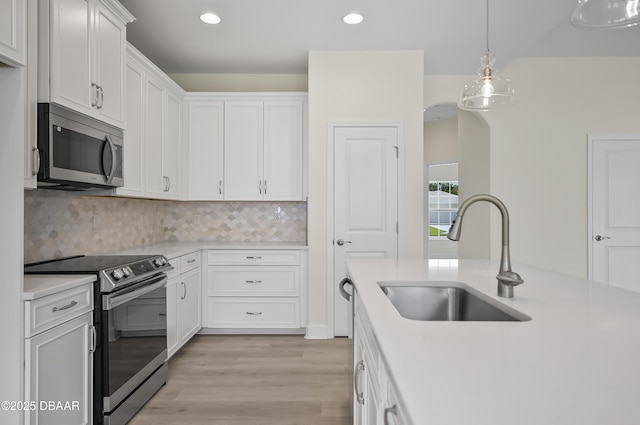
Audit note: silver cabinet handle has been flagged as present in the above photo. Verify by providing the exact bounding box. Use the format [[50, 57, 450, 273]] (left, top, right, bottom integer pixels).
[[91, 83, 99, 107], [167, 176, 171, 192], [181, 282, 186, 300], [245, 280, 262, 284], [595, 235, 611, 241], [354, 360, 365, 405], [383, 405, 398, 425], [52, 300, 77, 313], [258, 180, 262, 194], [98, 86, 104, 109], [264, 180, 267, 195], [187, 259, 196, 264], [32, 147, 40, 176], [219, 180, 222, 195], [336, 239, 352, 246], [89, 325, 96, 354], [246, 311, 262, 316], [246, 256, 262, 260]]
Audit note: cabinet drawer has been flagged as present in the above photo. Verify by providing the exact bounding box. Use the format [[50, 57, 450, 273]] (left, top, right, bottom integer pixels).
[[208, 250, 300, 265], [181, 251, 201, 272], [25, 284, 94, 337], [207, 297, 300, 328], [209, 267, 299, 296]]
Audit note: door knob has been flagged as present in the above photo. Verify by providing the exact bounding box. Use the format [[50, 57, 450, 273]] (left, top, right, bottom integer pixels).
[[595, 235, 611, 241], [336, 239, 352, 246]]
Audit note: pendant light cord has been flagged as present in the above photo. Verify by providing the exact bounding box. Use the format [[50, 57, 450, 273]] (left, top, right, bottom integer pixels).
[[486, 0, 490, 52]]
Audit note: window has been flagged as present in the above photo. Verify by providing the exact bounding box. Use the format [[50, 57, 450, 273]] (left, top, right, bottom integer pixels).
[[428, 181, 458, 239]]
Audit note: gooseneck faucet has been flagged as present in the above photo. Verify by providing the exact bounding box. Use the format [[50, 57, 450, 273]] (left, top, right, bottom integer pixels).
[[447, 194, 524, 298]]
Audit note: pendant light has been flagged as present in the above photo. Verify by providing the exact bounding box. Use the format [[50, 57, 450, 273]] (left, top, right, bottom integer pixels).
[[571, 0, 640, 29], [459, 0, 515, 111]]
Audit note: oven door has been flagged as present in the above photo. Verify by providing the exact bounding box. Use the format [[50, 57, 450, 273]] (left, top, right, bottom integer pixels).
[[101, 274, 168, 414]]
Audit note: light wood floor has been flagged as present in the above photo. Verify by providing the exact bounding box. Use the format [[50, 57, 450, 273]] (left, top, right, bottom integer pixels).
[[128, 335, 353, 425]]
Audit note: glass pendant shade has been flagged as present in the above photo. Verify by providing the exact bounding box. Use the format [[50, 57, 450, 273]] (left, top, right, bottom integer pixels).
[[459, 49, 515, 111], [459, 0, 515, 112], [571, 0, 640, 29]]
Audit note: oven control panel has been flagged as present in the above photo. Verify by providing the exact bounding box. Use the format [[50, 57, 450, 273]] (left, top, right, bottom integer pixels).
[[100, 256, 173, 292]]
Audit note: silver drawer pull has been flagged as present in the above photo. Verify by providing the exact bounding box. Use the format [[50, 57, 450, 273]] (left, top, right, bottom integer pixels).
[[246, 311, 263, 316], [52, 300, 78, 313], [187, 259, 196, 264], [159, 313, 167, 317], [246, 256, 262, 259], [245, 280, 262, 284]]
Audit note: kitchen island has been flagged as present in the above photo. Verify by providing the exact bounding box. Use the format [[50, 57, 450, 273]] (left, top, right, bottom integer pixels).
[[346, 258, 640, 425]]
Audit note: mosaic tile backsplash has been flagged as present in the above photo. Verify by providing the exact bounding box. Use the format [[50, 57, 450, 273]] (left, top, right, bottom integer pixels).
[[24, 190, 307, 263]]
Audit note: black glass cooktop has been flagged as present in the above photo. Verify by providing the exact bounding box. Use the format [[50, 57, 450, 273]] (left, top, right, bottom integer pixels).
[[24, 255, 160, 274]]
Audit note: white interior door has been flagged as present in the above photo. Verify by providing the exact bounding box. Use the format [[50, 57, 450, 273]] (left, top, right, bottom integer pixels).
[[589, 135, 640, 292], [334, 126, 399, 336]]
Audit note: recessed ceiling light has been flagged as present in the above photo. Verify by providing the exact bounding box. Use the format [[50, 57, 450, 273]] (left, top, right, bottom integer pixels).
[[200, 13, 221, 24], [343, 13, 364, 25]]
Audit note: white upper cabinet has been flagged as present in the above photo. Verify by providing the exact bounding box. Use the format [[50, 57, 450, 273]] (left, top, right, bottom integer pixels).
[[263, 101, 304, 200], [185, 97, 224, 200], [222, 96, 305, 201], [38, 0, 133, 128], [116, 43, 183, 200], [0, 0, 25, 66], [184, 93, 306, 202], [224, 101, 264, 200]]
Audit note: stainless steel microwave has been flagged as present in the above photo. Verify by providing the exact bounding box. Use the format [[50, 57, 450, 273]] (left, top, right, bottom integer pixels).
[[36, 103, 124, 190]]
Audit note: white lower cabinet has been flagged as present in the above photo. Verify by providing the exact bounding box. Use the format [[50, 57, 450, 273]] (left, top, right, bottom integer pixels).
[[205, 249, 306, 330], [166, 251, 202, 358], [24, 283, 95, 425], [354, 295, 409, 425]]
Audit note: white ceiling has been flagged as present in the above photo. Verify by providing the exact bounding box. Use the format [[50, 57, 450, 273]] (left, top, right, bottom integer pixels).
[[119, 0, 640, 76]]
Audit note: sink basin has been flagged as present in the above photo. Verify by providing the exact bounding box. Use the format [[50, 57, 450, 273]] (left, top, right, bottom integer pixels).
[[379, 281, 531, 322]]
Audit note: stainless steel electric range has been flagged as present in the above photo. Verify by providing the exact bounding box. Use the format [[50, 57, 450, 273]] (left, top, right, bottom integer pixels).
[[25, 254, 174, 425]]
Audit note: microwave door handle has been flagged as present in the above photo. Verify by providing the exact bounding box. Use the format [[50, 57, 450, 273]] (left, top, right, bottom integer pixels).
[[103, 135, 117, 184]]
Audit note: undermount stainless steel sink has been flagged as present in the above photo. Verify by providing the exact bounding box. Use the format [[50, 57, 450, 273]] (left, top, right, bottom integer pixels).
[[379, 281, 531, 322]]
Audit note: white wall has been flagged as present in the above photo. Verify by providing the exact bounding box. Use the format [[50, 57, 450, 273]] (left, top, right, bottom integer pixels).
[[307, 50, 424, 336], [0, 64, 26, 425], [425, 57, 640, 279], [485, 56, 640, 278], [424, 117, 458, 162]]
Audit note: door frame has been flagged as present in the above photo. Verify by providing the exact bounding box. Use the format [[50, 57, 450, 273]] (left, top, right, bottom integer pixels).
[[326, 122, 406, 338], [587, 134, 640, 280]]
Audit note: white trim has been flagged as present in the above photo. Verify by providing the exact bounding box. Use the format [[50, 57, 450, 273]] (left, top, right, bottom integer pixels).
[[198, 328, 306, 335], [586, 134, 640, 280], [304, 324, 330, 339], [326, 122, 405, 339]]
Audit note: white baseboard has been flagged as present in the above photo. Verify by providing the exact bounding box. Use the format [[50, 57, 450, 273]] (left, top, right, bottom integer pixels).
[[304, 324, 331, 339], [198, 328, 306, 335]]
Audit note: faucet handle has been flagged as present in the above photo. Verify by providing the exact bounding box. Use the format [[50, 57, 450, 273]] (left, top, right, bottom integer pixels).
[[497, 270, 524, 286]]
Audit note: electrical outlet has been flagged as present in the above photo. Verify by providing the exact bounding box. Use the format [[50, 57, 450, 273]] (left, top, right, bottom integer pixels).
[[193, 215, 200, 224], [274, 207, 282, 222], [92, 213, 100, 229]]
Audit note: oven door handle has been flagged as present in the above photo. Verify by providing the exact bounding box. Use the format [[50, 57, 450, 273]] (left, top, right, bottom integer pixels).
[[103, 275, 167, 311]]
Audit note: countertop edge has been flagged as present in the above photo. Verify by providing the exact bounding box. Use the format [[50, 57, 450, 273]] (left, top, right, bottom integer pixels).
[[24, 275, 96, 300]]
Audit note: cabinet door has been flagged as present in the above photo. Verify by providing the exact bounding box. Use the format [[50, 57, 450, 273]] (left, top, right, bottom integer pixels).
[[164, 89, 182, 199], [49, 0, 92, 115], [93, 1, 126, 127], [263, 101, 303, 200], [224, 101, 263, 200], [116, 55, 145, 197], [166, 277, 179, 358], [187, 100, 224, 200], [144, 74, 165, 197], [0, 0, 25, 66], [25, 312, 92, 425], [179, 268, 201, 344]]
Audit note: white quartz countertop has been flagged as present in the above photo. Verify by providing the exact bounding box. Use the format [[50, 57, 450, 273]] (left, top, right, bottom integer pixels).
[[346, 258, 640, 425], [24, 275, 96, 300], [102, 240, 308, 259]]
